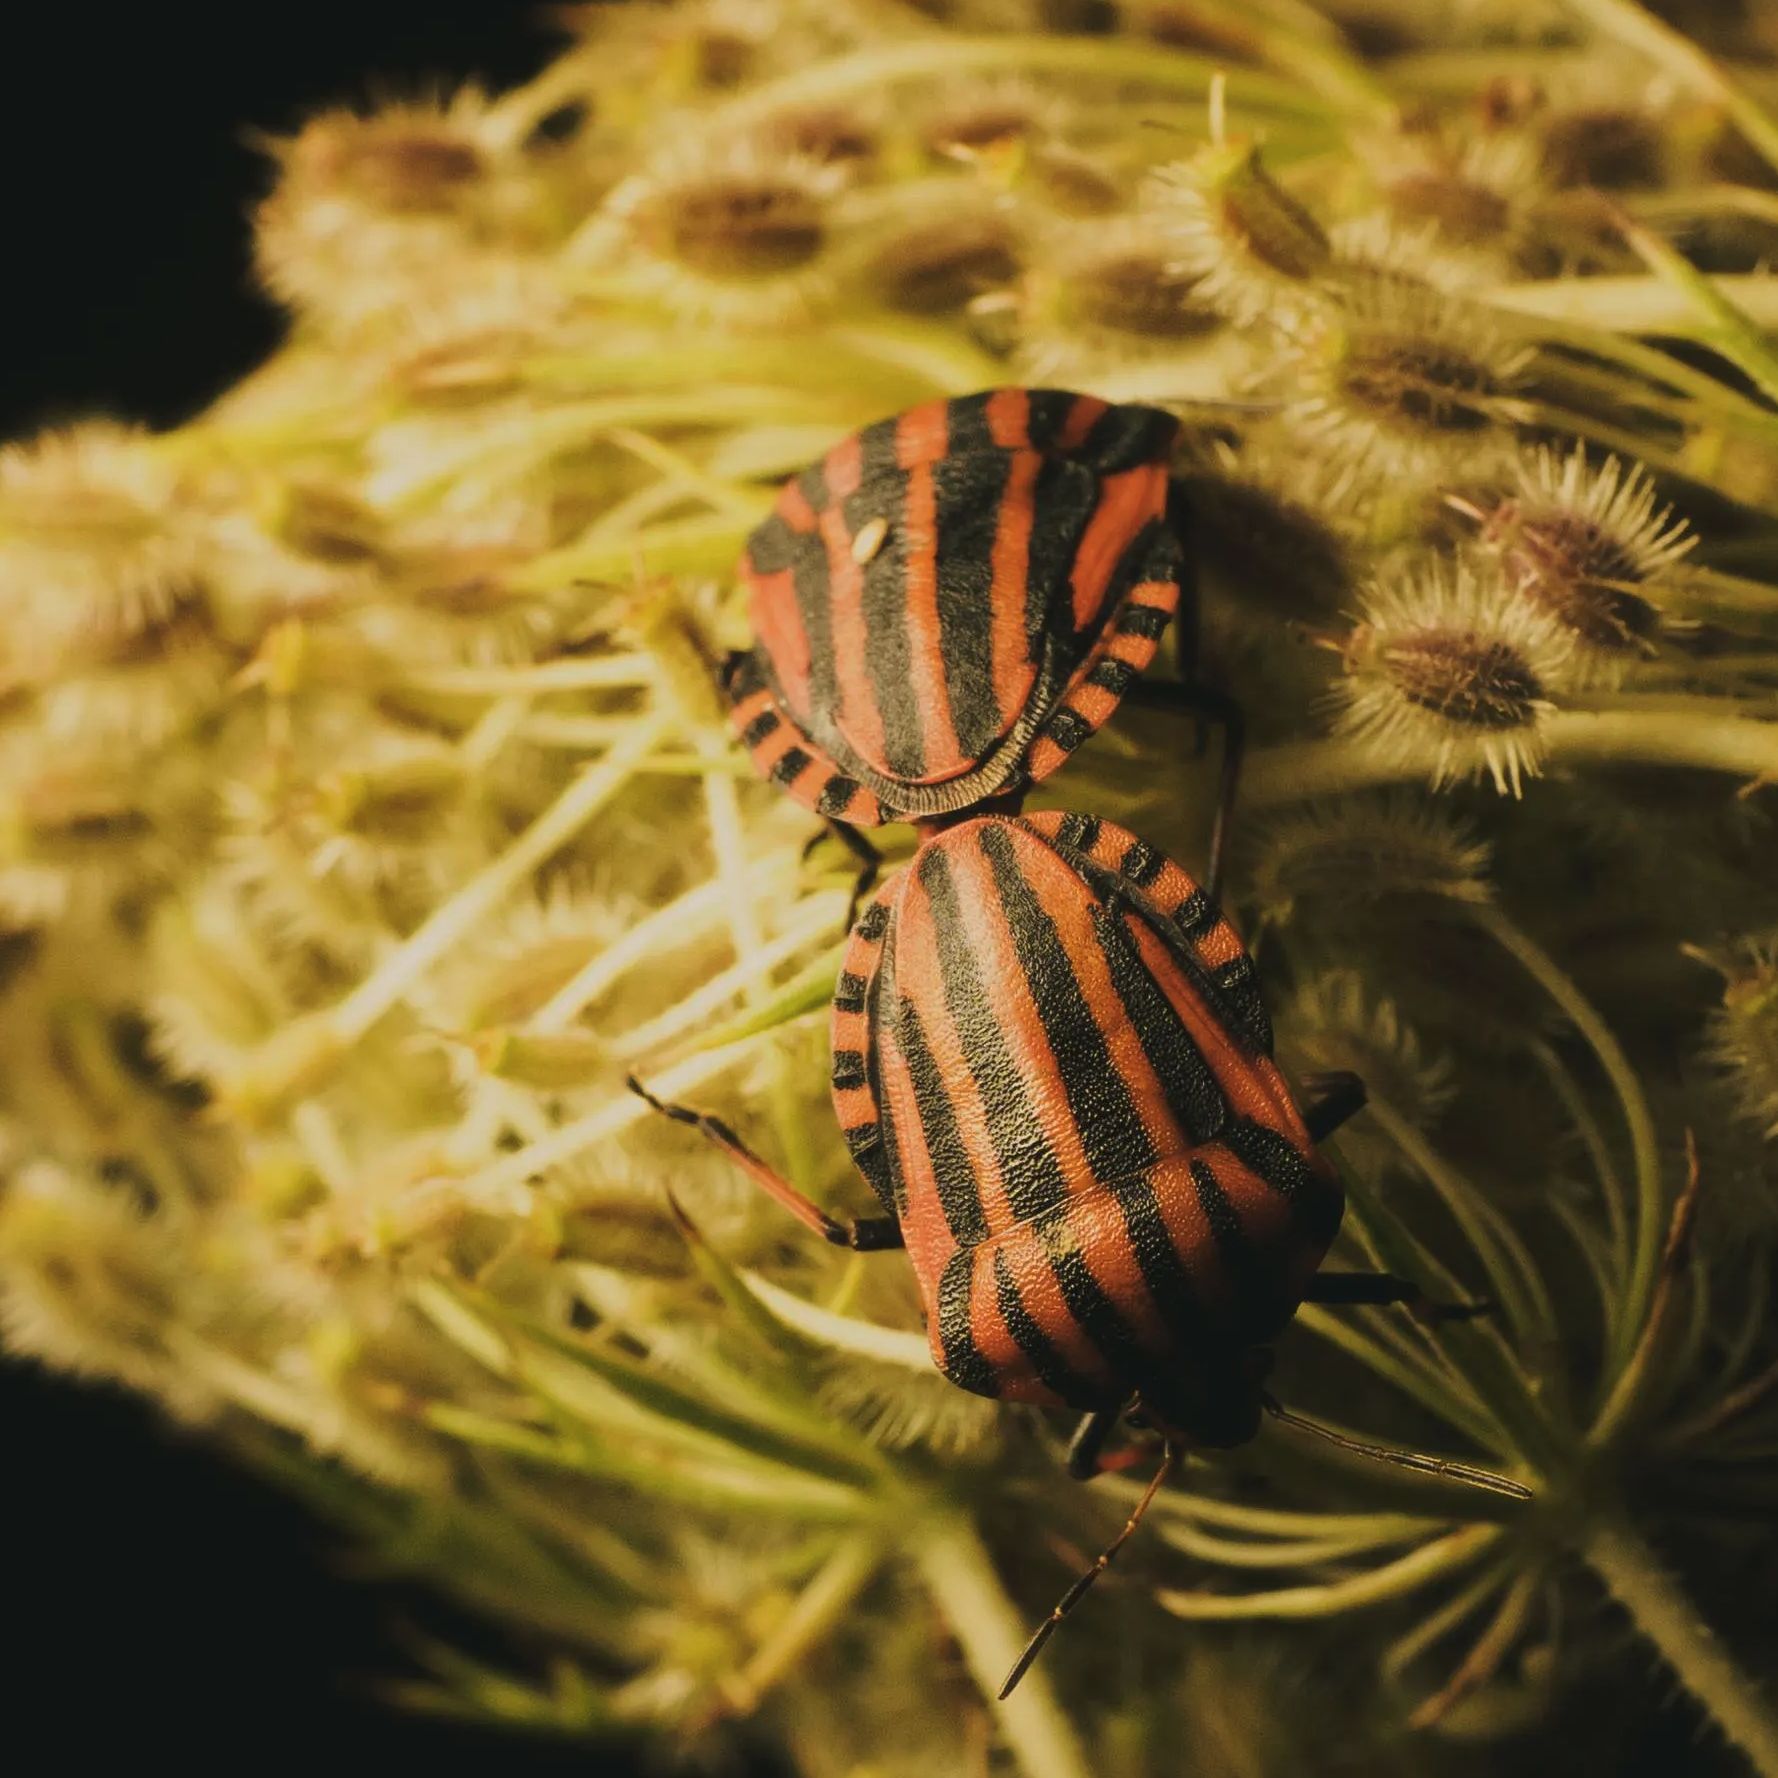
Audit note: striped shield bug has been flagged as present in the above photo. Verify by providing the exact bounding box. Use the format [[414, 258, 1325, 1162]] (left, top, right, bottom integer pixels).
[[727, 389, 1241, 872], [631, 808, 1528, 1694]]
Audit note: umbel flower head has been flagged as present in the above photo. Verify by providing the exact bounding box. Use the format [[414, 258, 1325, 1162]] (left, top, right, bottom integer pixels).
[[1335, 557, 1569, 795], [8, 7, 1778, 1778]]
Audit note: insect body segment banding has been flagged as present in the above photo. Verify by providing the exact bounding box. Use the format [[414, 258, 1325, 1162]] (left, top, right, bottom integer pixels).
[[828, 813, 1343, 1443], [730, 388, 1184, 825]]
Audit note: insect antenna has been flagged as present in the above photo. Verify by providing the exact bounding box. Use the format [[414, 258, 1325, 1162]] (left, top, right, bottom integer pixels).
[[1260, 1396, 1532, 1500], [999, 1438, 1180, 1699]]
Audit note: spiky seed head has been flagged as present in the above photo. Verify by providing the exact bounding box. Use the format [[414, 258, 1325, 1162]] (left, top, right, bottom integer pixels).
[[871, 202, 1023, 316], [1246, 792, 1493, 925], [575, 139, 845, 324], [0, 423, 210, 676], [1145, 140, 1332, 326], [1699, 936, 1778, 1140], [1286, 274, 1531, 477], [1475, 445, 1696, 675], [1281, 969, 1458, 1150], [1335, 557, 1569, 796]]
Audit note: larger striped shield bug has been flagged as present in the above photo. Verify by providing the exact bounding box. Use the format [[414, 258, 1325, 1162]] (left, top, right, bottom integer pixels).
[[727, 389, 1236, 843], [631, 809, 1528, 1694]]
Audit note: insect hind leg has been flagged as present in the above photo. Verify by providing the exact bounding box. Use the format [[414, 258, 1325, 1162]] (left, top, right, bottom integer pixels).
[[626, 1074, 902, 1251]]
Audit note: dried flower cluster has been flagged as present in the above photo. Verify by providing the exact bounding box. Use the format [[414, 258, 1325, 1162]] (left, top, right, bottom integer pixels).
[[4, 3, 1778, 1775]]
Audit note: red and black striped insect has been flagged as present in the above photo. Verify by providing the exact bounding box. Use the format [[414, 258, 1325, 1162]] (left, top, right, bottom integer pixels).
[[632, 810, 1527, 1694], [726, 388, 1240, 872]]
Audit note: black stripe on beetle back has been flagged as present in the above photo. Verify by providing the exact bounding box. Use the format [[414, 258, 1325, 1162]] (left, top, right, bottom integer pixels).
[[787, 525, 840, 729], [1221, 1118, 1342, 1243], [725, 649, 767, 700], [850, 470, 926, 777], [1088, 658, 1136, 697], [1023, 390, 1078, 451], [816, 775, 863, 817], [1210, 956, 1273, 1054], [1023, 457, 1101, 665], [831, 1048, 868, 1091], [978, 824, 1159, 1190], [993, 1246, 1107, 1410], [936, 1249, 998, 1396], [855, 415, 901, 482], [740, 708, 781, 750], [833, 970, 869, 1014], [918, 842, 1069, 1223], [1090, 900, 1227, 1146], [1046, 1218, 1187, 1414], [1043, 708, 1092, 754], [943, 391, 997, 456], [771, 746, 813, 785], [744, 513, 799, 576], [882, 981, 990, 1248], [796, 457, 831, 514], [1171, 886, 1216, 939], [1054, 811, 1101, 853], [843, 1121, 897, 1213], [1113, 1168, 1214, 1356], [1120, 839, 1163, 887], [1117, 603, 1170, 641], [1076, 403, 1178, 476], [932, 449, 1014, 765], [1189, 1156, 1281, 1329]]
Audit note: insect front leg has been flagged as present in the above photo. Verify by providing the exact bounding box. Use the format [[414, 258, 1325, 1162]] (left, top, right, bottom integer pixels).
[[800, 818, 883, 936], [626, 1075, 903, 1251]]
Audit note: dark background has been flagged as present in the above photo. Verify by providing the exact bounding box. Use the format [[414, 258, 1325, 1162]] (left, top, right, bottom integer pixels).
[[1, 7, 769, 1773]]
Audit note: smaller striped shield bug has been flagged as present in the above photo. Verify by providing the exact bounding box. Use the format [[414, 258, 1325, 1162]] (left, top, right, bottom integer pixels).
[[632, 809, 1528, 1694], [727, 389, 1239, 861]]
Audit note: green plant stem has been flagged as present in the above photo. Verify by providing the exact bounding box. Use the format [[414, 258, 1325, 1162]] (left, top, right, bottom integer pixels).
[[1157, 1524, 1502, 1619], [1470, 906, 1665, 1387], [1243, 711, 1778, 806], [707, 36, 1337, 134], [1583, 1520, 1778, 1778], [914, 1518, 1094, 1778], [1488, 273, 1778, 335]]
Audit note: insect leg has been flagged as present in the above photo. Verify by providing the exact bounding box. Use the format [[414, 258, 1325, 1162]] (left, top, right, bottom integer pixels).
[[1119, 677, 1244, 904], [801, 819, 881, 935], [1305, 1271, 1494, 1324], [626, 1074, 903, 1251], [1065, 1408, 1120, 1480], [1260, 1396, 1531, 1500], [1299, 1069, 1367, 1141], [1000, 1439, 1181, 1698]]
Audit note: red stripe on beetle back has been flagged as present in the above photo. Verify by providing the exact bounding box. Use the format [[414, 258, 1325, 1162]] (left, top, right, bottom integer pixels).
[[895, 411, 967, 779], [948, 833, 1107, 1199], [1057, 393, 1111, 451], [1070, 465, 1168, 633], [823, 429, 866, 500], [981, 1219, 1120, 1399], [1124, 913, 1298, 1133], [988, 449, 1043, 735], [774, 479, 819, 533], [893, 868, 1022, 1237], [986, 388, 1032, 449], [746, 567, 813, 717], [873, 1017, 961, 1295], [817, 453, 890, 774], [893, 399, 951, 470]]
